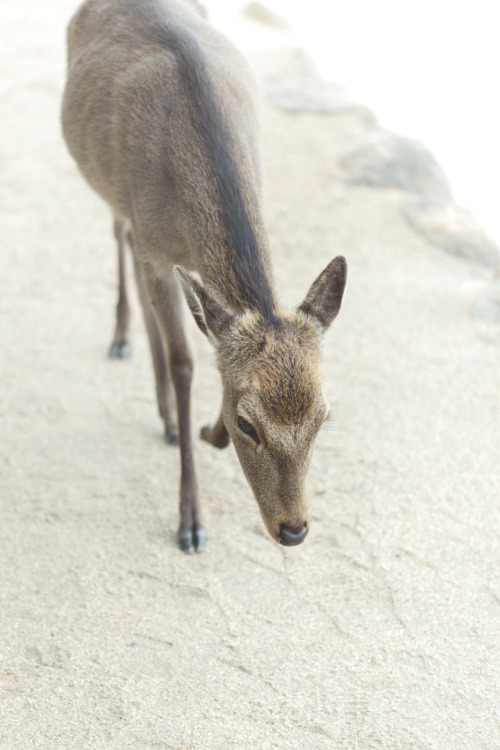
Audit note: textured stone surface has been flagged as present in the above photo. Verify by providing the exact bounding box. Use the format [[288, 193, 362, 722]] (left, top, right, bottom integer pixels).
[[341, 130, 452, 198], [264, 49, 375, 120], [403, 198, 500, 267]]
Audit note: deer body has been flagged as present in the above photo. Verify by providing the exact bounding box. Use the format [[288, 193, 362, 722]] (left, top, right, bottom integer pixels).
[[62, 0, 347, 551]]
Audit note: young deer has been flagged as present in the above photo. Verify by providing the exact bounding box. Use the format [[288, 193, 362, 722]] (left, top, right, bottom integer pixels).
[[61, 0, 347, 552]]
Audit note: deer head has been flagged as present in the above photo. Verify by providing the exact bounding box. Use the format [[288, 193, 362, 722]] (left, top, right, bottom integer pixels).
[[175, 257, 347, 546]]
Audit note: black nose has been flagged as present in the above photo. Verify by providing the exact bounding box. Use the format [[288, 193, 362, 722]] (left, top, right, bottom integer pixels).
[[278, 523, 308, 546]]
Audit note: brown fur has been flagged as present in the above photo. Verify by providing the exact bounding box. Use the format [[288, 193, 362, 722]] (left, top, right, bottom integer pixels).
[[253, 321, 320, 426], [62, 0, 347, 551]]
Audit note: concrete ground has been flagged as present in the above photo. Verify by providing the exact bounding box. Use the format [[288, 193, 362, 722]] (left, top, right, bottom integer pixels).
[[1, 1, 499, 748]]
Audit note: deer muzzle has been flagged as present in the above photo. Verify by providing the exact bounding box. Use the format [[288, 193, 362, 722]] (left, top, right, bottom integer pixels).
[[278, 521, 309, 546]]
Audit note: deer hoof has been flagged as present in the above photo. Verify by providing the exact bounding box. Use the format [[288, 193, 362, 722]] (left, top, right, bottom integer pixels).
[[108, 340, 132, 360], [177, 525, 207, 553], [194, 525, 207, 551], [164, 427, 178, 446], [178, 526, 194, 552]]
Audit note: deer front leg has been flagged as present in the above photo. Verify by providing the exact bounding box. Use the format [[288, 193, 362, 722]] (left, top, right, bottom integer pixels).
[[146, 272, 206, 552], [201, 408, 230, 448], [109, 218, 132, 359], [132, 254, 177, 444]]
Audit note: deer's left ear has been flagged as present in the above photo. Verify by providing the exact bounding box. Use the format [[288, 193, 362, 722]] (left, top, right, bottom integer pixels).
[[174, 266, 236, 343], [297, 256, 347, 333]]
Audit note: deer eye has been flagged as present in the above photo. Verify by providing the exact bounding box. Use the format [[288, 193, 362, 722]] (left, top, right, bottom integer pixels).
[[237, 416, 260, 445]]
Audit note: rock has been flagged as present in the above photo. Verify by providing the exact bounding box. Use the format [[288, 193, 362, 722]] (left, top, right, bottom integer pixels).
[[471, 284, 500, 323], [264, 49, 375, 121], [403, 198, 500, 268], [340, 131, 499, 269], [341, 131, 452, 198], [243, 2, 290, 29]]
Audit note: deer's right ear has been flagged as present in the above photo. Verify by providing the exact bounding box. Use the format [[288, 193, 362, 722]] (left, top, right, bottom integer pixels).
[[174, 266, 236, 343], [297, 256, 347, 333]]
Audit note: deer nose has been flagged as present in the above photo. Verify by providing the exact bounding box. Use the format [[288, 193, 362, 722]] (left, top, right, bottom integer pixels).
[[278, 522, 308, 546]]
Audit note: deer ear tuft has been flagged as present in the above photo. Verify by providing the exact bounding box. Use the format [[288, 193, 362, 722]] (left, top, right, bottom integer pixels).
[[297, 256, 347, 333], [174, 266, 236, 342]]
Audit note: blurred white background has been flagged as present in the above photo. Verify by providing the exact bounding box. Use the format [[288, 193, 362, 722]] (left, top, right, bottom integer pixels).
[[210, 0, 500, 245]]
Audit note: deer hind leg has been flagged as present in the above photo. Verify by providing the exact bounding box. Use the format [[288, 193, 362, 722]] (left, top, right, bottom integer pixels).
[[201, 409, 230, 449], [109, 218, 132, 360], [131, 251, 178, 445], [144, 271, 205, 553]]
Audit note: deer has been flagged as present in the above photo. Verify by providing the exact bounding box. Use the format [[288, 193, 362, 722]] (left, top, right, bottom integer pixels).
[[61, 0, 347, 552]]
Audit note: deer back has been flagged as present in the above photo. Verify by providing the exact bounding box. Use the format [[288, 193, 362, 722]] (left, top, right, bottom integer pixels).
[[62, 0, 274, 315]]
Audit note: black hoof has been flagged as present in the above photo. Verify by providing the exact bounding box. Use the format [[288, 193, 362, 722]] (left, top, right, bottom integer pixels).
[[164, 427, 178, 446], [194, 526, 207, 551], [108, 341, 132, 360], [178, 526, 193, 553], [177, 525, 207, 553]]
